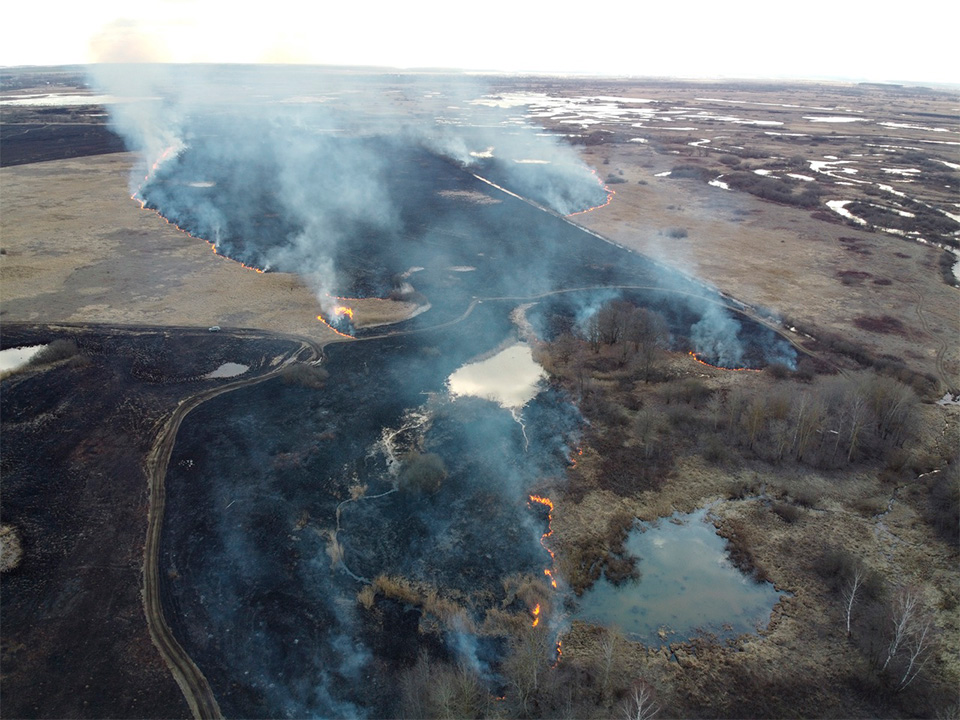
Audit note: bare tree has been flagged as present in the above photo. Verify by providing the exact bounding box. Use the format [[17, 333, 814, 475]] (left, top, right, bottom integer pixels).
[[792, 392, 826, 462], [845, 390, 870, 463], [632, 410, 661, 460], [599, 627, 623, 701], [621, 679, 660, 720], [585, 314, 602, 353], [897, 612, 934, 691], [881, 585, 937, 691], [882, 586, 921, 672], [742, 396, 768, 451], [841, 564, 865, 637], [863, 374, 918, 446], [504, 626, 553, 714]]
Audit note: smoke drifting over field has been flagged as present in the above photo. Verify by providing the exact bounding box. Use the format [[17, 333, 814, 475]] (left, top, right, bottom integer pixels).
[[90, 65, 608, 313]]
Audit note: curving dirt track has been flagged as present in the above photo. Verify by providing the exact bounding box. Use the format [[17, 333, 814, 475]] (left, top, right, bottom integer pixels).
[[140, 332, 321, 719]]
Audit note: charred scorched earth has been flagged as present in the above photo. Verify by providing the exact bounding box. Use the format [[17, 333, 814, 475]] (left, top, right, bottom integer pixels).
[[154, 129, 795, 717]]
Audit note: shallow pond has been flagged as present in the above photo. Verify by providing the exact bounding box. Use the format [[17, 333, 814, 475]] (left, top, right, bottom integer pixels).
[[447, 343, 545, 410], [203, 362, 249, 379], [0, 345, 48, 373], [573, 508, 783, 646]]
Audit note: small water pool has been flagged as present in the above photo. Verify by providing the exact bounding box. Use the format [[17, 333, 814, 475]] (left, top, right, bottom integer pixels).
[[446, 343, 545, 410], [0, 345, 48, 373], [573, 507, 783, 645], [203, 362, 249, 379]]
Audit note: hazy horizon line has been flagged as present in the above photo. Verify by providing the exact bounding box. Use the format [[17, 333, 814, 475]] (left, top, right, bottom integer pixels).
[[2, 62, 958, 90]]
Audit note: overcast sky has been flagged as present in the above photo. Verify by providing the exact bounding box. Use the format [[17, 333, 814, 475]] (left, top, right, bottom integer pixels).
[[3, 0, 958, 85]]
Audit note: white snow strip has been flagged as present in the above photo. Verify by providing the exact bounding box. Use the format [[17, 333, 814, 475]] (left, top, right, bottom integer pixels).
[[826, 200, 867, 224], [804, 116, 870, 123]]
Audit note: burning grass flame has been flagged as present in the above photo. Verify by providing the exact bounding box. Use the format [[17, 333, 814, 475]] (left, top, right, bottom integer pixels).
[[529, 494, 563, 663], [315, 296, 360, 338], [687, 351, 761, 372], [528, 495, 557, 590], [315, 315, 355, 338], [567, 168, 615, 217], [132, 145, 266, 275]]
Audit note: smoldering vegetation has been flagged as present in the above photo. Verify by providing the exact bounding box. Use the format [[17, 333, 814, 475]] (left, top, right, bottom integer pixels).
[[528, 290, 796, 371]]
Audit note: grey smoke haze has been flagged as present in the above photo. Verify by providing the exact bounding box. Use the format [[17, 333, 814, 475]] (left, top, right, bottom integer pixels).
[[89, 64, 607, 312]]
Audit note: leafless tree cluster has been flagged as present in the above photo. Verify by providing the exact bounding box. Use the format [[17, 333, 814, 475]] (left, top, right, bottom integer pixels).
[[399, 652, 492, 719], [819, 550, 940, 694], [581, 300, 669, 379], [880, 585, 937, 692], [720, 372, 918, 468]]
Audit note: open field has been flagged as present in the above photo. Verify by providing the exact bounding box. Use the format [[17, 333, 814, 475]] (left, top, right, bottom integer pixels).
[[0, 153, 349, 341]]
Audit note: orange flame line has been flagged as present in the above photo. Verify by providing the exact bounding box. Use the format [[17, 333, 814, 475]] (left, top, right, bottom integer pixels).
[[133, 147, 266, 276], [529, 495, 558, 588], [567, 168, 615, 217], [687, 351, 760, 372], [133, 193, 266, 273], [316, 315, 355, 339]]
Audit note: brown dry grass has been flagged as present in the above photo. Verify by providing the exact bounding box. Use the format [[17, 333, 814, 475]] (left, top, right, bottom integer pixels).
[[0, 154, 352, 342]]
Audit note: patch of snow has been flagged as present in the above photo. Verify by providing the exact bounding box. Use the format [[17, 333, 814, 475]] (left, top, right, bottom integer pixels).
[[787, 173, 815, 181], [709, 175, 730, 190], [654, 171, 672, 177], [877, 183, 908, 198], [826, 200, 867, 224], [0, 93, 118, 106]]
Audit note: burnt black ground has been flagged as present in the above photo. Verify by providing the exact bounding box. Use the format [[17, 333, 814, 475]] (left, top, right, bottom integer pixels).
[[151, 127, 800, 718], [0, 325, 297, 718], [159, 303, 575, 717]]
